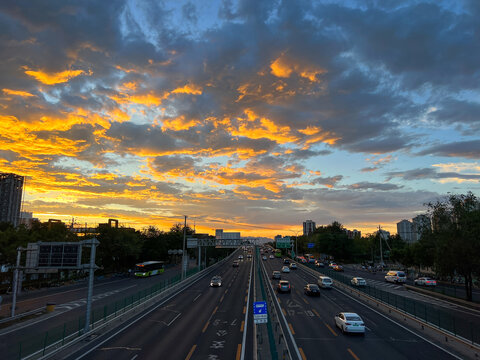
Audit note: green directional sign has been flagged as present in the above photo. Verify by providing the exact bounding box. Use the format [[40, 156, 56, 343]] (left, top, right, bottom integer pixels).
[[276, 238, 291, 249]]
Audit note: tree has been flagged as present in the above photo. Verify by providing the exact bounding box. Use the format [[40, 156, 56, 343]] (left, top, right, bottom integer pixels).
[[425, 192, 480, 301]]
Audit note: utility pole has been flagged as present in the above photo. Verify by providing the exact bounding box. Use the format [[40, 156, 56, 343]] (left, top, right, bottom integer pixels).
[[84, 237, 99, 333], [11, 247, 22, 317], [378, 225, 384, 266], [182, 215, 187, 280]]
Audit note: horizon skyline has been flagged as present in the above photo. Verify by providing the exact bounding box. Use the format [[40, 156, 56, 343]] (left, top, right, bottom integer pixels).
[[1, 0, 479, 238]]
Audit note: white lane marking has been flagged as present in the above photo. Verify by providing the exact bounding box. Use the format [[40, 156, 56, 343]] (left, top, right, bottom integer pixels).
[[332, 287, 463, 360], [193, 293, 202, 302], [131, 355, 138, 360], [167, 313, 181, 326]]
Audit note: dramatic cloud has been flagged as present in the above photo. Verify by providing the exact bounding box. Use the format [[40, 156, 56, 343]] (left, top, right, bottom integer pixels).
[[0, 0, 478, 236]]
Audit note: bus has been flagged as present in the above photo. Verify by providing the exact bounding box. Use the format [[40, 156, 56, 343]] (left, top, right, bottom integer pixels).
[[275, 249, 282, 258], [134, 261, 165, 277]]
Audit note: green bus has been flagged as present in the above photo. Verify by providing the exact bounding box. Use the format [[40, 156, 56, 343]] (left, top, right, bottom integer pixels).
[[275, 249, 282, 258], [134, 261, 165, 277]]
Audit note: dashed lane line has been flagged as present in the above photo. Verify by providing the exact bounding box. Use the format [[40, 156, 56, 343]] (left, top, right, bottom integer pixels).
[[299, 347, 307, 360], [185, 344, 196, 360], [236, 344, 242, 360], [324, 322, 338, 337], [289, 323, 295, 335], [348, 348, 360, 360]]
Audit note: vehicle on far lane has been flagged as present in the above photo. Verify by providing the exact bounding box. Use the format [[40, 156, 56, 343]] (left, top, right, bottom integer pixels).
[[232, 260, 239, 267], [272, 271, 281, 279], [351, 277, 367, 287], [414, 277, 437, 286], [281, 266, 291, 273], [289, 262, 297, 270], [210, 276, 222, 287], [262, 255, 267, 260], [277, 280, 291, 293], [318, 276, 333, 288], [315, 260, 324, 267], [304, 283, 320, 296], [269, 255, 274, 259], [385, 270, 406, 284], [333, 265, 344, 272], [334, 312, 365, 334], [283, 258, 290, 265], [238, 254, 244, 260]]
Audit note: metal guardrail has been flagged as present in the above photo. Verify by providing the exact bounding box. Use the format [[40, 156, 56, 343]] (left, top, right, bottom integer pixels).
[[11, 255, 235, 360]]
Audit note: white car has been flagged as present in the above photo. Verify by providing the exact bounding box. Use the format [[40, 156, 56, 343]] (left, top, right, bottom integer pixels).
[[351, 277, 367, 287], [414, 277, 437, 286], [281, 266, 291, 273], [385, 270, 406, 284], [334, 312, 365, 334], [262, 256, 267, 260], [269, 255, 274, 259], [238, 255, 244, 260]]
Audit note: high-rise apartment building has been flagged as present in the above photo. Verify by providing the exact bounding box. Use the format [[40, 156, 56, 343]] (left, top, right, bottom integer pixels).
[[397, 219, 413, 243], [0, 173, 24, 227], [412, 215, 431, 242], [303, 220, 316, 236]]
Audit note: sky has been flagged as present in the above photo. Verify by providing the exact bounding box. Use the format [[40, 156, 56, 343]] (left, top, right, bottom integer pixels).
[[0, 0, 479, 238]]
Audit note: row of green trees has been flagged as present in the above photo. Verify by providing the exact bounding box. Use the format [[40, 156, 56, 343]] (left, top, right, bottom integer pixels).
[[289, 193, 479, 301], [0, 221, 230, 275]]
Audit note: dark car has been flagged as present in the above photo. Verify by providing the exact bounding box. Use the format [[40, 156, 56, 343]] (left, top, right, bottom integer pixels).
[[232, 260, 239, 267], [277, 280, 291, 293], [283, 258, 290, 265], [210, 276, 222, 287], [272, 271, 281, 280], [304, 283, 320, 296]]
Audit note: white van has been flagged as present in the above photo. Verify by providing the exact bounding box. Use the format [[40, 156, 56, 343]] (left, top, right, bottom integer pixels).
[[318, 276, 333, 288], [385, 270, 406, 284]]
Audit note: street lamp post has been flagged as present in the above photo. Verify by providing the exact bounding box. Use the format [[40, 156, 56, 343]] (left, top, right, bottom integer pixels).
[[182, 215, 187, 280], [290, 230, 300, 258]]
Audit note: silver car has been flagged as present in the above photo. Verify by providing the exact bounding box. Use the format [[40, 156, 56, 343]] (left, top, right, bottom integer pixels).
[[351, 277, 367, 287]]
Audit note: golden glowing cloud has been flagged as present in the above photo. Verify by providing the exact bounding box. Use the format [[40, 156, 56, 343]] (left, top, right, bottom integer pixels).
[[172, 83, 203, 95], [23, 67, 90, 85], [2, 88, 35, 97], [270, 55, 326, 82], [162, 115, 199, 131]]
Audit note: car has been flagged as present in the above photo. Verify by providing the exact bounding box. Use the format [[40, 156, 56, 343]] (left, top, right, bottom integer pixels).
[[318, 276, 333, 288], [304, 283, 320, 296], [232, 260, 239, 267], [315, 260, 324, 267], [210, 276, 222, 287], [333, 265, 344, 272], [262, 255, 267, 260], [238, 255, 244, 260], [269, 255, 274, 259], [272, 271, 281, 279], [329, 263, 337, 268], [308, 258, 316, 264], [247, 253, 252, 259], [289, 262, 297, 270], [351, 277, 367, 287], [334, 312, 365, 334], [385, 270, 406, 284], [414, 277, 437, 286], [282, 266, 291, 273], [283, 258, 290, 265], [277, 280, 291, 293]]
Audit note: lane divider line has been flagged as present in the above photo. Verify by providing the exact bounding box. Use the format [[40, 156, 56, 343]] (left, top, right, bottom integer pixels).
[[288, 323, 295, 335], [240, 252, 253, 360], [236, 344, 242, 360], [324, 322, 338, 337], [299, 347, 307, 360], [312, 309, 320, 317], [202, 321, 209, 333], [243, 306, 246, 314], [185, 344, 197, 360], [240, 320, 245, 332], [282, 308, 287, 316], [347, 348, 360, 360]]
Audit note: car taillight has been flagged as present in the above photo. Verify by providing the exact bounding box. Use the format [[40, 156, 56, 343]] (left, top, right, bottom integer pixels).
[[345, 323, 351, 326], [288, 285, 291, 288]]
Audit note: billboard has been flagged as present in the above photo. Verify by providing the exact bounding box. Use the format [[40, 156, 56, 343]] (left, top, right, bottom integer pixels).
[[276, 237, 291, 249], [26, 242, 82, 270]]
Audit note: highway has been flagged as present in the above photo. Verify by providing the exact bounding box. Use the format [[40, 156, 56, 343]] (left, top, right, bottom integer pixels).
[[0, 263, 190, 360], [262, 257, 463, 360], [61, 254, 253, 360]]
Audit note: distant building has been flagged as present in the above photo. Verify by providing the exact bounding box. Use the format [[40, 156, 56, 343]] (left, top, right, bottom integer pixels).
[[377, 229, 390, 239], [19, 211, 38, 228], [397, 219, 413, 243], [215, 229, 241, 239], [345, 229, 361, 239], [412, 215, 431, 242], [303, 220, 316, 236], [0, 173, 24, 227]]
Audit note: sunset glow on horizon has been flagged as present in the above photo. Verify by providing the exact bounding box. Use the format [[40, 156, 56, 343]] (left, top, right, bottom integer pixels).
[[1, 0, 479, 238]]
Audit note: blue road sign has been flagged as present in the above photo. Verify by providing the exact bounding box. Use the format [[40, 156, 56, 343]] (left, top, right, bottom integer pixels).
[[307, 243, 314, 248], [253, 301, 267, 315]]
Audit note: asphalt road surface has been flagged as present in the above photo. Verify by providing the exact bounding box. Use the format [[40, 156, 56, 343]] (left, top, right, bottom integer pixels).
[[262, 258, 463, 360], [62, 255, 254, 360]]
